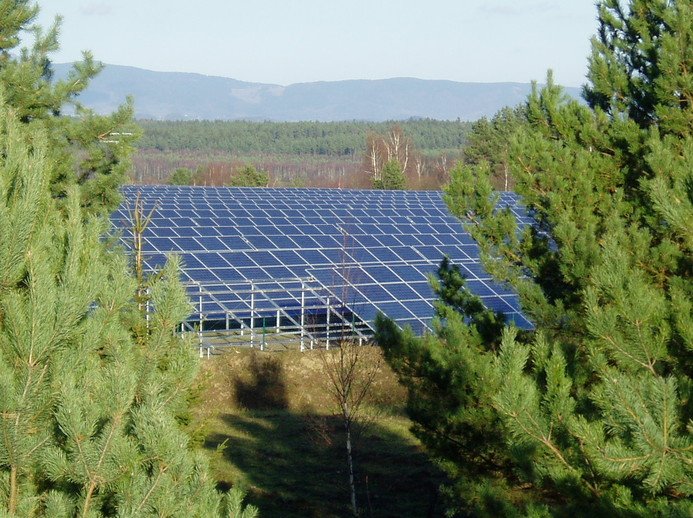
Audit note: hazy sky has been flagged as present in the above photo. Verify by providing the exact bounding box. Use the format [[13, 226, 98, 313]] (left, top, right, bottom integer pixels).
[[36, 1, 599, 87]]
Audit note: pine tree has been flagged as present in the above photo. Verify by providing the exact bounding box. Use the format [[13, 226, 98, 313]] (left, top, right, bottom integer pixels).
[[0, 0, 139, 216], [463, 106, 527, 190], [376, 1, 692, 515], [375, 259, 512, 513], [168, 167, 196, 186], [373, 159, 406, 190], [0, 100, 257, 516], [227, 165, 269, 187]]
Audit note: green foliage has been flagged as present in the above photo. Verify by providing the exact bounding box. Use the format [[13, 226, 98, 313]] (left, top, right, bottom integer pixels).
[[0, 101, 256, 515], [137, 118, 471, 156], [463, 106, 527, 190], [0, 1, 140, 215], [168, 167, 196, 185], [375, 259, 511, 513], [227, 165, 269, 187], [376, 1, 692, 515], [373, 159, 406, 190]]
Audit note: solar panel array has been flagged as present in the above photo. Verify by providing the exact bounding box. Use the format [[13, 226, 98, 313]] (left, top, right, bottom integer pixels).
[[111, 186, 532, 334]]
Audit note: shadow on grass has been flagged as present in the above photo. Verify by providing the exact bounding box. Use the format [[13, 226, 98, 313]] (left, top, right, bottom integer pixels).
[[205, 411, 445, 518], [233, 353, 288, 410]]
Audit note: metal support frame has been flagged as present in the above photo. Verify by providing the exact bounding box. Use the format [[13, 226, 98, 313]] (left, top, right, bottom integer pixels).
[[180, 277, 372, 353]]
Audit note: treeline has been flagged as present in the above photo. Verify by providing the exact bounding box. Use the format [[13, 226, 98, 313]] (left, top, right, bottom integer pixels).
[[136, 119, 472, 156]]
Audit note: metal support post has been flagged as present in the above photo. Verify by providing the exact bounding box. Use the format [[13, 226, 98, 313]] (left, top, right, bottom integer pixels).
[[300, 282, 305, 352], [250, 283, 255, 348], [198, 284, 203, 352], [326, 297, 331, 350], [145, 288, 151, 331]]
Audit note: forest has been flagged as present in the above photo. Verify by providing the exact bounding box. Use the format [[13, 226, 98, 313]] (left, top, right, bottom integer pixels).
[[132, 119, 471, 189], [0, 0, 691, 517], [136, 119, 471, 156]]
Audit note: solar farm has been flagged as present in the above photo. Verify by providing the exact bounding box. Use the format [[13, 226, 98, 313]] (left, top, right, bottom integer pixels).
[[111, 186, 532, 350]]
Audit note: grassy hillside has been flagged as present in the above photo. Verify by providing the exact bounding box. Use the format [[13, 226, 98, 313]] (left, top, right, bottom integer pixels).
[[193, 348, 446, 517]]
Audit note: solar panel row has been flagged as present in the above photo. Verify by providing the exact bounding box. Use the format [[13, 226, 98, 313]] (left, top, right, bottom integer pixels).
[[112, 186, 532, 334]]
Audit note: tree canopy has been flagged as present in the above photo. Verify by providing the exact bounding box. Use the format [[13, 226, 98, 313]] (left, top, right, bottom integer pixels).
[[373, 159, 407, 190], [227, 164, 270, 187], [0, 97, 257, 517], [0, 0, 139, 215], [376, 1, 692, 515], [0, 3, 257, 515], [137, 119, 471, 157]]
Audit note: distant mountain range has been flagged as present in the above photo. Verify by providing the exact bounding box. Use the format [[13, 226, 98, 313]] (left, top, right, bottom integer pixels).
[[53, 63, 582, 122]]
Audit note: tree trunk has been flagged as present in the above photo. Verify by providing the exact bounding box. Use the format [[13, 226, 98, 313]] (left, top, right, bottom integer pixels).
[[9, 465, 17, 515], [343, 402, 357, 516]]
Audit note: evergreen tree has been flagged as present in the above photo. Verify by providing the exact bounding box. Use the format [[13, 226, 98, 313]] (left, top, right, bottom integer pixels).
[[0, 98, 257, 516], [375, 259, 512, 514], [373, 159, 406, 190], [376, 1, 692, 515], [0, 0, 139, 215], [168, 167, 196, 185], [227, 165, 269, 187], [463, 106, 527, 190]]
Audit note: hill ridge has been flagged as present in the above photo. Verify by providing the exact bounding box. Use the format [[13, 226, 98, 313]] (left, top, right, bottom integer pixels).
[[54, 63, 582, 122]]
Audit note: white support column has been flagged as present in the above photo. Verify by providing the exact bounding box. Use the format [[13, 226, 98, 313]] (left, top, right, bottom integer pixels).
[[300, 282, 305, 352], [276, 310, 280, 333], [250, 282, 255, 348], [326, 297, 331, 350], [145, 288, 151, 331], [198, 284, 203, 353]]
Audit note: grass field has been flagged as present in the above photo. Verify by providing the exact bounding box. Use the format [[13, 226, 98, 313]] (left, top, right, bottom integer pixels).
[[192, 347, 447, 517]]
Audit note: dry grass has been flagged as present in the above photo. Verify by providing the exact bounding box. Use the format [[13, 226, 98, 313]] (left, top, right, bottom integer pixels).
[[191, 347, 446, 517]]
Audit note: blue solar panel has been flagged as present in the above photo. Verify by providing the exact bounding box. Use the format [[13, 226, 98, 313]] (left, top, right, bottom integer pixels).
[[245, 235, 274, 249], [181, 254, 205, 269], [197, 237, 226, 250], [272, 250, 305, 265], [114, 186, 534, 333], [250, 251, 282, 266], [390, 246, 423, 261], [217, 236, 246, 250], [224, 252, 255, 267], [262, 266, 294, 279], [149, 237, 179, 252], [215, 269, 245, 282], [196, 253, 228, 268], [268, 235, 298, 249], [300, 249, 329, 266], [386, 284, 420, 300], [175, 237, 203, 251], [147, 227, 177, 238], [376, 301, 415, 320]]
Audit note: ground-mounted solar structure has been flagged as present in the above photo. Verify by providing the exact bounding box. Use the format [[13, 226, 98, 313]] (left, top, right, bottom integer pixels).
[[111, 186, 532, 351]]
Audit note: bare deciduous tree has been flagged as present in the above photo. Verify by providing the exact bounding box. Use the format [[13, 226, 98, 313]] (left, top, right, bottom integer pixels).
[[319, 342, 381, 517]]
